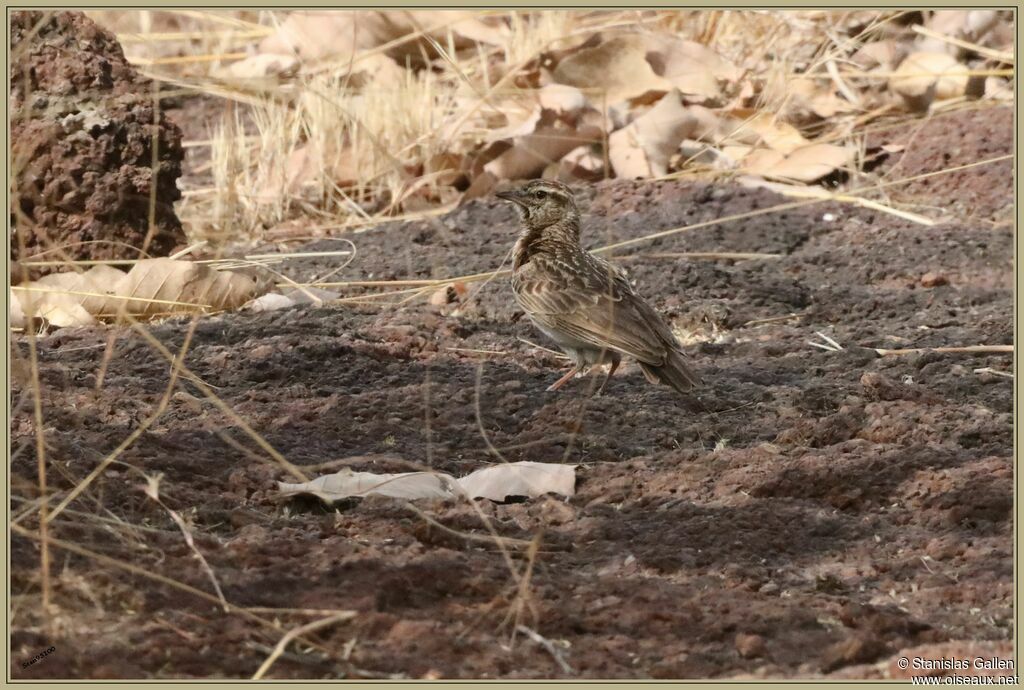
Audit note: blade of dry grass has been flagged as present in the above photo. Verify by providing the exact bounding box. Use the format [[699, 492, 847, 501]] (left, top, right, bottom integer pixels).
[[910, 24, 1014, 63], [874, 345, 1012, 356], [24, 314, 51, 615], [10, 521, 357, 663], [42, 319, 199, 523], [144, 472, 230, 612], [252, 612, 358, 680]]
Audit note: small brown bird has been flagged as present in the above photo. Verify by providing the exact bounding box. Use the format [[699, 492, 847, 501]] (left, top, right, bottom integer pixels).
[[497, 179, 701, 395]]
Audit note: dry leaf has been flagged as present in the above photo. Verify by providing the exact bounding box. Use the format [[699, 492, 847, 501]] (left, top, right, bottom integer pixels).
[[920, 10, 1000, 55], [554, 145, 605, 182], [457, 462, 577, 502], [646, 35, 741, 103], [258, 11, 505, 67], [742, 143, 853, 183], [687, 104, 727, 142], [537, 83, 589, 113], [609, 90, 697, 178], [678, 140, 736, 170], [11, 259, 270, 327], [851, 40, 904, 71], [278, 461, 577, 503], [740, 113, 811, 154], [788, 77, 853, 120], [551, 34, 672, 104], [280, 471, 458, 502], [10, 288, 25, 329], [256, 145, 359, 205], [484, 108, 603, 181], [985, 77, 1013, 101], [890, 52, 968, 111], [219, 53, 300, 81]]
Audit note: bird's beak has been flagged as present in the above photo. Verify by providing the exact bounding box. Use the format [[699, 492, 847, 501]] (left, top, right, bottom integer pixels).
[[495, 189, 527, 207]]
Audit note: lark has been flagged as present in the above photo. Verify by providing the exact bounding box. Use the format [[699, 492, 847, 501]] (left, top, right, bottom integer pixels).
[[497, 179, 701, 395]]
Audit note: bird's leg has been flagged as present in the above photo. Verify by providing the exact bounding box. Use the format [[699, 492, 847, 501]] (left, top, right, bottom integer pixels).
[[546, 365, 581, 392], [595, 354, 621, 397]]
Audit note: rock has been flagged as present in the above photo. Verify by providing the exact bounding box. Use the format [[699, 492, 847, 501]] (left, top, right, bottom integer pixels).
[[821, 634, 888, 672], [920, 272, 949, 288], [735, 633, 766, 659], [10, 11, 186, 274], [860, 372, 940, 404]]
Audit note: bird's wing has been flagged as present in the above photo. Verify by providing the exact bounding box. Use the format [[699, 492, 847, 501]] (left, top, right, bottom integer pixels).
[[513, 254, 678, 365]]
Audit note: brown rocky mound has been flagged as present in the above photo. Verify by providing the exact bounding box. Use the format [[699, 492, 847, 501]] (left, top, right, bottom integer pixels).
[[9, 11, 186, 274]]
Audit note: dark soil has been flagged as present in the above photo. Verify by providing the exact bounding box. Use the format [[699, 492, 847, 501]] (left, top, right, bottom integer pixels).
[[10, 104, 1014, 679], [9, 11, 186, 273]]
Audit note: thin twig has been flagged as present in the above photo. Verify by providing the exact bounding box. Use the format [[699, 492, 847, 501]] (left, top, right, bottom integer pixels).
[[252, 612, 357, 680], [974, 367, 1013, 379], [875, 345, 1013, 356], [144, 473, 229, 612], [515, 625, 574, 675]]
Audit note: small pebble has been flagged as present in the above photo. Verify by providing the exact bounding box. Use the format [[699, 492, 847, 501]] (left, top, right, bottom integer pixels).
[[920, 272, 949, 288]]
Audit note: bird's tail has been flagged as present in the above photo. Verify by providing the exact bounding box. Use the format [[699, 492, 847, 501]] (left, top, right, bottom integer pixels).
[[639, 349, 702, 395]]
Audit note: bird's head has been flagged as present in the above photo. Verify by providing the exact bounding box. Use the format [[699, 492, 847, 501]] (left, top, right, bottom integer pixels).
[[496, 179, 579, 232]]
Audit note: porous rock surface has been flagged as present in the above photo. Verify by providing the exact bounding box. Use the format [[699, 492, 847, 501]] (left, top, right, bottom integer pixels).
[[9, 11, 186, 272]]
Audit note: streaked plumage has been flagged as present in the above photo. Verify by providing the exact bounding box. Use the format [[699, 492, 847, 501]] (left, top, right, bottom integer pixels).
[[496, 179, 701, 395]]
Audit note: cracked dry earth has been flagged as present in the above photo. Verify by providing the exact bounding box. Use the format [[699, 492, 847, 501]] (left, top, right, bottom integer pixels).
[[10, 104, 1014, 679]]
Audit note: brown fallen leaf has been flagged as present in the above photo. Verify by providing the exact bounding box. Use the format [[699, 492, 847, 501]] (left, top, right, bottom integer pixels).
[[553, 145, 605, 182], [219, 53, 300, 82], [609, 89, 697, 178], [646, 35, 741, 104], [551, 33, 673, 104], [255, 144, 360, 205], [484, 107, 603, 181], [890, 51, 968, 111], [12, 259, 270, 327], [788, 77, 854, 120], [258, 10, 506, 67], [737, 112, 812, 154], [742, 143, 854, 183], [920, 10, 1000, 56], [851, 39, 905, 71], [985, 77, 1013, 101]]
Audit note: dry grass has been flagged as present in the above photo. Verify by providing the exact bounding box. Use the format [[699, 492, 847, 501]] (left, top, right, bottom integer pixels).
[[88, 9, 1006, 247], [9, 9, 1014, 679]]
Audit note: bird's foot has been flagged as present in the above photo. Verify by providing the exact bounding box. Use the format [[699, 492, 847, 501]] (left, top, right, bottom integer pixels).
[[546, 366, 581, 392]]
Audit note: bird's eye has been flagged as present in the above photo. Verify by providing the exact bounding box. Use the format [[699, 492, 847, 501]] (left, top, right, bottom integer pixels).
[[534, 190, 547, 199]]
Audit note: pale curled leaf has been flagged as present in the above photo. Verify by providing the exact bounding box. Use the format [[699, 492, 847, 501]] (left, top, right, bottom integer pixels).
[[742, 143, 854, 183], [890, 51, 968, 110], [551, 32, 738, 106], [647, 35, 741, 102], [279, 471, 459, 502], [277, 461, 577, 503], [484, 109, 603, 181], [734, 112, 811, 154], [11, 259, 271, 327], [257, 10, 506, 66], [218, 53, 300, 81], [119, 258, 265, 318], [609, 90, 697, 178], [10, 288, 25, 329], [457, 462, 577, 502], [552, 34, 673, 104]]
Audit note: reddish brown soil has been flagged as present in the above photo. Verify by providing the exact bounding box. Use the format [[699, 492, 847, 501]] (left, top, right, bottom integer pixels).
[[9, 11, 186, 273], [10, 104, 1013, 680]]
